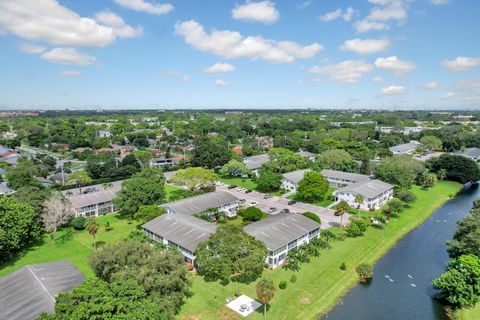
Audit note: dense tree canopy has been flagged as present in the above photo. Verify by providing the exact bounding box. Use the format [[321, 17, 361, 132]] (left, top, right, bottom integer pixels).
[[191, 136, 231, 169], [195, 225, 267, 284], [429, 154, 480, 184], [170, 167, 217, 191], [447, 206, 480, 259], [256, 167, 283, 192], [296, 171, 329, 202], [219, 159, 251, 177], [374, 155, 425, 189], [267, 148, 309, 173]]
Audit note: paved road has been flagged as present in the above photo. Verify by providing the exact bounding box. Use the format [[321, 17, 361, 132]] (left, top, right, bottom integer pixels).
[[216, 184, 346, 229]]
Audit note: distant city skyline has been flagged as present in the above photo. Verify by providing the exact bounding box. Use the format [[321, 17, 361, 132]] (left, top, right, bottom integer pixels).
[[0, 0, 479, 109]]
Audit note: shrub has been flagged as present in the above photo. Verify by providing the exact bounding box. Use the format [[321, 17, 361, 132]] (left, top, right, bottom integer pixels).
[[290, 274, 297, 283], [356, 263, 373, 283], [345, 217, 370, 237], [279, 280, 287, 289], [340, 262, 347, 270], [243, 207, 265, 222], [71, 216, 86, 230], [302, 211, 321, 224], [105, 221, 113, 231], [395, 190, 416, 203]]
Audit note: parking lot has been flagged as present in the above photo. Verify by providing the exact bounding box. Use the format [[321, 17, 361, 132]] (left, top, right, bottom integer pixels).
[[216, 184, 346, 229]]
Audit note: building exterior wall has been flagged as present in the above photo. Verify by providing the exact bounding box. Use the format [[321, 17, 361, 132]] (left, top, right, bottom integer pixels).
[[266, 228, 320, 268], [334, 189, 393, 210], [74, 201, 115, 217], [282, 178, 298, 192], [143, 229, 196, 264]]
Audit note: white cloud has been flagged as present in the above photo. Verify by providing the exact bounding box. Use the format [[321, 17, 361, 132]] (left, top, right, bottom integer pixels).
[[40, 48, 97, 65], [0, 0, 141, 48], [19, 43, 46, 54], [215, 79, 228, 86], [372, 76, 384, 82], [368, 4, 407, 22], [455, 80, 480, 90], [381, 85, 407, 95], [462, 95, 480, 103], [181, 75, 191, 81], [441, 57, 480, 72], [232, 1, 279, 24], [319, 7, 354, 22], [94, 11, 143, 38], [114, 0, 173, 15], [430, 0, 449, 5], [354, 20, 388, 33], [310, 60, 373, 84], [162, 70, 190, 81], [421, 81, 440, 89], [205, 63, 236, 73], [340, 38, 389, 55], [59, 70, 81, 77], [297, 1, 312, 10], [174, 20, 323, 64], [375, 56, 415, 75], [443, 92, 456, 99]]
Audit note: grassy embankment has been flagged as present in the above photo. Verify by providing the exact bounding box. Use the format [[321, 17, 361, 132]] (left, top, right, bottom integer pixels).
[[455, 304, 480, 320], [178, 181, 463, 320]]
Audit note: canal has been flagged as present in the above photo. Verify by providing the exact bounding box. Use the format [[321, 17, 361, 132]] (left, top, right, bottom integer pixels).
[[321, 184, 478, 320]]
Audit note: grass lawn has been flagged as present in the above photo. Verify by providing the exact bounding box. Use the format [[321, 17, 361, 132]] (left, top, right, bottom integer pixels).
[[288, 187, 335, 207], [455, 304, 480, 320], [165, 183, 184, 200], [0, 214, 138, 278], [177, 181, 463, 320], [218, 177, 257, 190]]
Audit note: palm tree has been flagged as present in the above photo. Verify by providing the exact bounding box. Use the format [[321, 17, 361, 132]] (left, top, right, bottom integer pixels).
[[437, 168, 447, 181], [256, 278, 276, 317], [336, 200, 350, 227], [354, 194, 364, 209], [85, 217, 99, 249]]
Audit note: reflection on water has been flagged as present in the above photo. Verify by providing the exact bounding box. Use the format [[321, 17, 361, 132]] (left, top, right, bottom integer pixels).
[[320, 184, 479, 320]]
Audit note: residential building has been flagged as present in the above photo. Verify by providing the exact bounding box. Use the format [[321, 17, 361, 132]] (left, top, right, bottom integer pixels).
[[0, 260, 85, 320], [456, 147, 480, 161], [320, 169, 370, 188], [149, 157, 178, 168], [143, 213, 216, 264], [333, 179, 394, 210], [96, 130, 111, 138], [244, 213, 321, 268], [297, 151, 316, 161], [62, 181, 123, 217], [389, 141, 421, 155], [282, 169, 311, 192], [243, 153, 270, 176], [0, 182, 15, 196], [161, 191, 240, 218], [254, 136, 273, 149]]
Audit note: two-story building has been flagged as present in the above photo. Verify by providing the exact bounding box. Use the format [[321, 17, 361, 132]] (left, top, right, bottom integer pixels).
[[281, 169, 311, 192], [243, 154, 270, 176], [333, 179, 394, 210], [320, 169, 370, 188], [244, 213, 321, 268]]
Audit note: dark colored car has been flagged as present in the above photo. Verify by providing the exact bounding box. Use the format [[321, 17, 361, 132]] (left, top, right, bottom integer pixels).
[[264, 194, 273, 199], [245, 189, 253, 193], [288, 200, 296, 205], [280, 208, 290, 214], [227, 185, 236, 189]]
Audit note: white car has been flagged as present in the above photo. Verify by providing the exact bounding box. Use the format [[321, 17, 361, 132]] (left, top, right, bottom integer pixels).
[[249, 201, 259, 206], [215, 181, 224, 186], [236, 187, 245, 191]]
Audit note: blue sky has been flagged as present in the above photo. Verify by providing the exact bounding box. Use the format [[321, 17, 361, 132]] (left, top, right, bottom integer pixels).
[[0, 0, 479, 109]]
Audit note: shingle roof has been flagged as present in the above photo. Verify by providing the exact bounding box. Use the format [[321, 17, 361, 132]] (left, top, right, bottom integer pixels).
[[62, 180, 123, 209], [457, 147, 480, 159], [243, 213, 320, 251], [335, 179, 394, 199], [161, 191, 239, 216], [0, 260, 86, 320], [389, 141, 420, 153], [297, 151, 316, 158], [142, 214, 216, 252], [243, 154, 270, 170], [321, 169, 370, 183], [282, 169, 311, 184]]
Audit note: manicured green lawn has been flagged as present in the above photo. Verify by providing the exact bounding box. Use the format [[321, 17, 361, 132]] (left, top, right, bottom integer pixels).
[[165, 183, 184, 200], [177, 181, 463, 320], [0, 214, 138, 278], [456, 304, 480, 320], [288, 187, 335, 207], [218, 177, 257, 190]]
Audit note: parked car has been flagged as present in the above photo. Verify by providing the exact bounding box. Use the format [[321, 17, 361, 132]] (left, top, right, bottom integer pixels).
[[287, 200, 296, 205], [239, 199, 246, 204], [264, 194, 273, 199], [215, 181, 224, 186], [245, 189, 253, 193], [268, 207, 277, 213], [236, 187, 245, 191], [249, 201, 258, 206], [227, 185, 236, 189], [280, 208, 290, 213]]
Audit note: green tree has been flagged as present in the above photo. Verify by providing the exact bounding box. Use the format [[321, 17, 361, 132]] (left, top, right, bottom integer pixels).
[[242, 207, 265, 222], [191, 136, 231, 169], [374, 155, 425, 189], [388, 198, 404, 214], [335, 200, 350, 227], [134, 205, 166, 224], [423, 173, 438, 189], [67, 170, 93, 193], [433, 254, 480, 308], [302, 211, 321, 224], [267, 148, 309, 173], [256, 167, 282, 192], [85, 217, 99, 249], [5, 159, 39, 189], [256, 278, 276, 317], [90, 240, 189, 317], [356, 263, 374, 283], [296, 171, 329, 202], [447, 210, 480, 259], [315, 149, 353, 170], [354, 194, 364, 209], [0, 197, 41, 263], [195, 225, 267, 284], [219, 159, 252, 177], [133, 150, 153, 167], [38, 279, 164, 320], [420, 135, 442, 151], [114, 168, 165, 216], [170, 167, 217, 191], [429, 154, 480, 184]]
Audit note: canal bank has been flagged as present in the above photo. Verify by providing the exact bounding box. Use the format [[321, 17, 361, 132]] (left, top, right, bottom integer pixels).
[[321, 183, 478, 320]]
